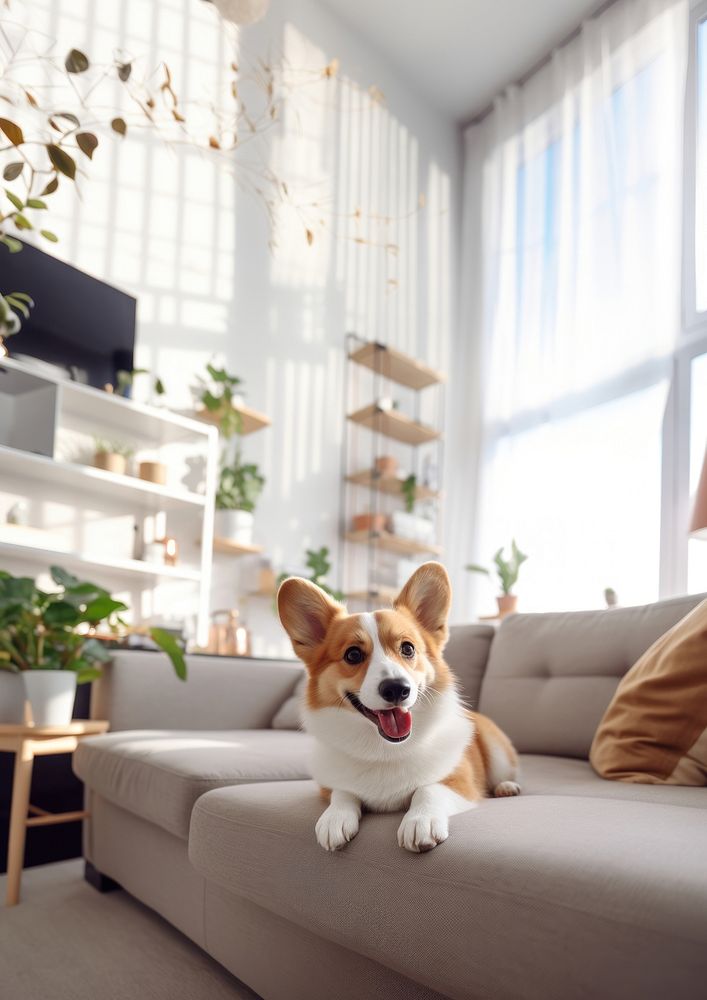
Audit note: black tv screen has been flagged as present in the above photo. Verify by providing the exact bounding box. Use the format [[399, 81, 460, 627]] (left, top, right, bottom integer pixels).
[[1, 240, 136, 389]]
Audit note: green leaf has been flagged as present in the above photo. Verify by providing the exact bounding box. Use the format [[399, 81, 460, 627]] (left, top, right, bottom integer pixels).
[[82, 637, 112, 663], [0, 118, 24, 145], [111, 117, 127, 136], [26, 198, 47, 209], [0, 576, 36, 604], [46, 144, 76, 180], [201, 390, 218, 410], [5, 189, 23, 211], [0, 235, 23, 252], [3, 162, 23, 181], [43, 600, 81, 626], [76, 667, 102, 685], [5, 295, 31, 318], [154, 377, 165, 395], [65, 49, 89, 74], [50, 566, 81, 589], [40, 229, 59, 242], [83, 595, 127, 623], [76, 132, 98, 159], [13, 213, 31, 230], [465, 563, 489, 575], [149, 627, 187, 681]]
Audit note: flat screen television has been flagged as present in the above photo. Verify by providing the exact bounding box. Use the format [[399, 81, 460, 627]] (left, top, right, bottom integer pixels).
[[1, 240, 136, 389]]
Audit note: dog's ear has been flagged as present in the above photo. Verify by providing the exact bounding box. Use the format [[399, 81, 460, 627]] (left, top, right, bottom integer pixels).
[[277, 577, 342, 661], [394, 562, 451, 647]]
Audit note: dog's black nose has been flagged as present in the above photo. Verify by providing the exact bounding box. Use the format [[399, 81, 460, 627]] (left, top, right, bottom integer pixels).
[[378, 679, 410, 704]]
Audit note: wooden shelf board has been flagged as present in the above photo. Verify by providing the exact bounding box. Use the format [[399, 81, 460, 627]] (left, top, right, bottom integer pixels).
[[213, 537, 263, 556], [345, 469, 439, 501], [197, 403, 271, 436], [347, 405, 439, 446], [349, 342, 444, 390], [0, 533, 202, 582], [0, 445, 206, 512], [345, 529, 442, 557]]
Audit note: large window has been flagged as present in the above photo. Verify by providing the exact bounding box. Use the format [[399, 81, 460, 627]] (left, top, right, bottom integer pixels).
[[470, 0, 707, 612], [696, 16, 707, 313]]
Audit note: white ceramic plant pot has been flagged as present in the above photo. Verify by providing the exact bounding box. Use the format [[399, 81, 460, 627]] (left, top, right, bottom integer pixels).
[[0, 672, 26, 724], [390, 510, 435, 544], [214, 509, 254, 545], [23, 671, 77, 727]]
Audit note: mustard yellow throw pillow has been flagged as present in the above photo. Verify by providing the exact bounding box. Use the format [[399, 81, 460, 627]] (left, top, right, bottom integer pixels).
[[590, 599, 707, 785]]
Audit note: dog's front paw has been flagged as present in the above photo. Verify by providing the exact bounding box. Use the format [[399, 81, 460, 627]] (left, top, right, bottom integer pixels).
[[494, 780, 521, 797], [397, 812, 449, 853], [315, 806, 360, 852]]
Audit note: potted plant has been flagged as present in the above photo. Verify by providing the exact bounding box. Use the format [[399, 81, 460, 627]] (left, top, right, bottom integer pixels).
[[466, 540, 528, 617], [401, 473, 417, 514], [198, 363, 245, 439], [0, 566, 186, 726], [390, 473, 435, 544], [138, 459, 168, 485], [93, 438, 133, 476], [215, 453, 265, 544], [276, 547, 344, 605], [374, 455, 398, 478], [115, 367, 166, 402], [352, 512, 386, 533]]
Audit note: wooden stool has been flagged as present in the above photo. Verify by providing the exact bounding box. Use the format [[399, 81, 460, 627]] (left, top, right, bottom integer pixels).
[[0, 720, 109, 906]]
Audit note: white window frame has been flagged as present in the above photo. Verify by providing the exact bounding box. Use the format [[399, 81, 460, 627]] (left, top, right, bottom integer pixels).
[[660, 0, 707, 596]]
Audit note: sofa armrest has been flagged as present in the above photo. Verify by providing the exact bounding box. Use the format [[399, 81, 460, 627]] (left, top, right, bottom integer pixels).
[[90, 650, 303, 731], [445, 623, 495, 709]]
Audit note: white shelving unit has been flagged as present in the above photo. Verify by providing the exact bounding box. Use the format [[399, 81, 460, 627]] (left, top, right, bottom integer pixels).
[[0, 356, 218, 645]]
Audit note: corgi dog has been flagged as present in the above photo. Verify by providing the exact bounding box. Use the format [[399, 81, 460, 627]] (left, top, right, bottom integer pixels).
[[277, 561, 521, 853]]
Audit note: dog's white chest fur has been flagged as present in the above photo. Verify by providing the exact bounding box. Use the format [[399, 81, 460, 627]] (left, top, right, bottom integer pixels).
[[302, 688, 473, 812]]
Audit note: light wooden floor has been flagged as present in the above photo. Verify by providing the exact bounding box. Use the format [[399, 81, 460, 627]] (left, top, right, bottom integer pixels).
[[0, 859, 260, 1000]]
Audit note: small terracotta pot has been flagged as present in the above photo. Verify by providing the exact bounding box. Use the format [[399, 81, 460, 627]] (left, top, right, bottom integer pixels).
[[352, 513, 386, 533], [139, 461, 167, 485], [94, 452, 127, 476], [496, 594, 518, 618], [374, 455, 398, 478]]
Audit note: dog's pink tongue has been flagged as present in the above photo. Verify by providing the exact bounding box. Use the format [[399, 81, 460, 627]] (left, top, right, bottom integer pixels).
[[376, 707, 412, 739]]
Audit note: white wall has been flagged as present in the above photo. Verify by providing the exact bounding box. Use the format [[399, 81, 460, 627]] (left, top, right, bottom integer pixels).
[[21, 0, 462, 654]]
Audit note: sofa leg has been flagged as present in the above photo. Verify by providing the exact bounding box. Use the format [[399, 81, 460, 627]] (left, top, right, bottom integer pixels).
[[84, 860, 121, 893]]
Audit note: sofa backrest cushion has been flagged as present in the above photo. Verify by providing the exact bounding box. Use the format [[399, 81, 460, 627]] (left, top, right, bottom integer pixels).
[[444, 623, 495, 709], [271, 672, 306, 730], [91, 651, 303, 731], [478, 594, 706, 759]]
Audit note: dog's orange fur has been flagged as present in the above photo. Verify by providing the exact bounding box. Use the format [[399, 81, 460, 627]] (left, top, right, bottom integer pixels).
[[443, 712, 518, 799]]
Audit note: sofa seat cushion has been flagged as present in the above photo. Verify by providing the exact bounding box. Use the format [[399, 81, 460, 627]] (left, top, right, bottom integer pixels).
[[520, 754, 707, 808], [73, 730, 313, 840], [190, 781, 707, 1000]]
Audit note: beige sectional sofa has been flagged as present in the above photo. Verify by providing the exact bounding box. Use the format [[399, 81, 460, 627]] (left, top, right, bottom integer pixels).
[[74, 594, 707, 1000]]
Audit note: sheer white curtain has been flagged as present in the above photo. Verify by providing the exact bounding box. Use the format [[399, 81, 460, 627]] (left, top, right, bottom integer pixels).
[[459, 0, 688, 616]]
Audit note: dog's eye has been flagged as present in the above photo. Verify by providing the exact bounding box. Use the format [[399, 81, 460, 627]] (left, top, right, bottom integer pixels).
[[344, 646, 364, 665], [401, 641, 415, 658]]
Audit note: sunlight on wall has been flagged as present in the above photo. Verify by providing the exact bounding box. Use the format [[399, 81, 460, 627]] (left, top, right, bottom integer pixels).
[[26, 0, 236, 410], [12, 0, 456, 652]]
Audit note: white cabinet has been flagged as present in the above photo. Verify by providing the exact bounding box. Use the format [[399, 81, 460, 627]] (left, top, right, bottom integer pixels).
[[0, 357, 218, 646]]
